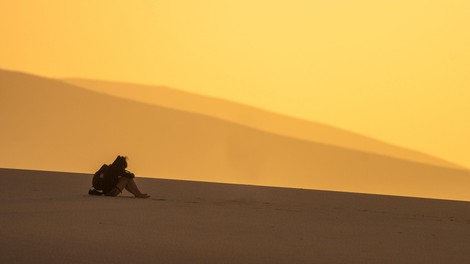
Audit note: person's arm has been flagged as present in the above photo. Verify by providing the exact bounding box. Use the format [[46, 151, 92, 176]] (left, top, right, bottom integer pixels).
[[120, 169, 135, 179]]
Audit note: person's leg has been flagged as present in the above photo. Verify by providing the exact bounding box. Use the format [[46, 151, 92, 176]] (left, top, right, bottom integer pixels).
[[116, 177, 130, 192], [125, 178, 149, 198], [104, 177, 129, 196]]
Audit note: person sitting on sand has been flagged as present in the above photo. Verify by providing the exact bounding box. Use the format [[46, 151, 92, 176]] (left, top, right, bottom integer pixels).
[[89, 155, 150, 198]]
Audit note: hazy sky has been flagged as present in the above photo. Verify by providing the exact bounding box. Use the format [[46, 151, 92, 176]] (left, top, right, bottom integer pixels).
[[1, 0, 469, 167]]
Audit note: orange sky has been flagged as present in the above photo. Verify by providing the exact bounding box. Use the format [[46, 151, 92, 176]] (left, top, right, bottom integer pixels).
[[1, 0, 469, 168]]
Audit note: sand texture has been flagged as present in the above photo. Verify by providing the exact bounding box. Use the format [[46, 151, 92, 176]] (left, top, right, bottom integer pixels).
[[1, 168, 470, 264]]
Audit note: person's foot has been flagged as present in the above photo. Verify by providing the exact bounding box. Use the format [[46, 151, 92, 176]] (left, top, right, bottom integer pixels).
[[135, 193, 150, 199]]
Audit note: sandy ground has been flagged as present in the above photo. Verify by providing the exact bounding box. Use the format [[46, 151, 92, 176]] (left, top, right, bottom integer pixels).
[[1, 168, 470, 264]]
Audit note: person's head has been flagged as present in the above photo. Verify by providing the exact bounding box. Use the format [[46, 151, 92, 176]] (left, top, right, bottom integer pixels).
[[112, 155, 128, 169]]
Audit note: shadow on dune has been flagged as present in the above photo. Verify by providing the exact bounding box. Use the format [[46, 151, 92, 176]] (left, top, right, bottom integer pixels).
[[1, 68, 470, 201], [62, 78, 462, 169]]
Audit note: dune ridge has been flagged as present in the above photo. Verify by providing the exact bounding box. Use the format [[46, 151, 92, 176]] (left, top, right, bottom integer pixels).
[[62, 78, 462, 169], [2, 69, 470, 201]]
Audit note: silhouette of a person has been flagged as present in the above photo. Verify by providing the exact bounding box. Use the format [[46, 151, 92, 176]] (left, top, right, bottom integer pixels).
[[93, 155, 150, 198]]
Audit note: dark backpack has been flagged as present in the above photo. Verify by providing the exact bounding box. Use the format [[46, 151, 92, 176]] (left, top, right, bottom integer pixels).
[[92, 164, 109, 191]]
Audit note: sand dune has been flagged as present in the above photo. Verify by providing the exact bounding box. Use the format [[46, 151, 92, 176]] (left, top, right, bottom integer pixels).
[[1, 168, 470, 264], [1, 69, 470, 201], [62, 78, 461, 169]]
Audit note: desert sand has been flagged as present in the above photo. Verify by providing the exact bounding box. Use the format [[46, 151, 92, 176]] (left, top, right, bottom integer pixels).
[[1, 168, 470, 264], [2, 69, 470, 201]]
